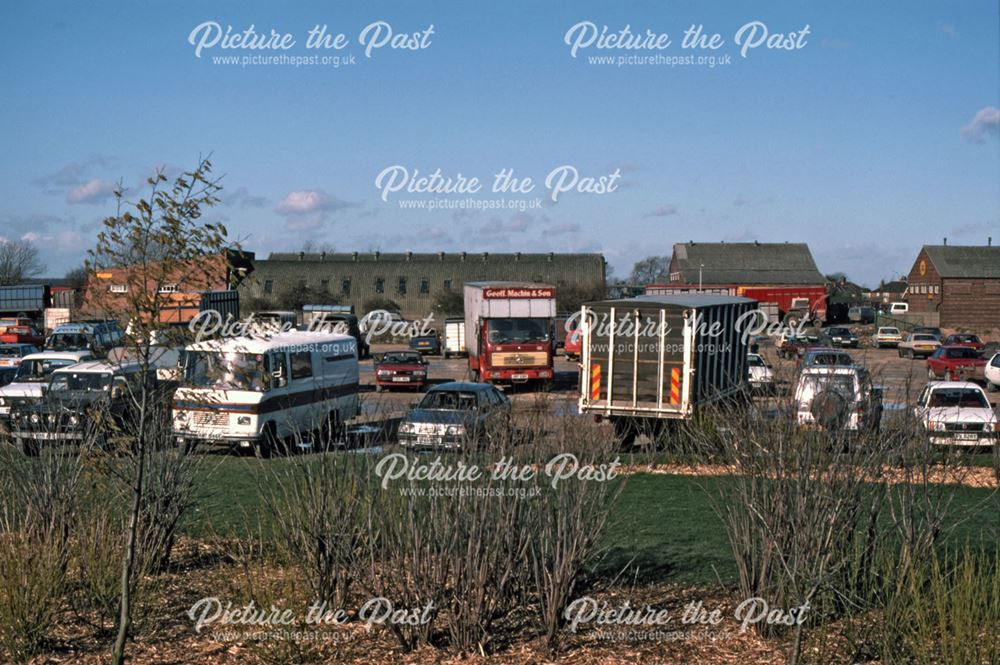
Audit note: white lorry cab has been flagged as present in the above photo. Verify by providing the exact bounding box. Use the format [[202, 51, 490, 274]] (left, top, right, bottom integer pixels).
[[172, 331, 359, 456]]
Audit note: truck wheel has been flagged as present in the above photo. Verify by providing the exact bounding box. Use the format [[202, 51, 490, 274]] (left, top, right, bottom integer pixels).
[[612, 418, 637, 449], [256, 424, 277, 459], [443, 351, 450, 359]]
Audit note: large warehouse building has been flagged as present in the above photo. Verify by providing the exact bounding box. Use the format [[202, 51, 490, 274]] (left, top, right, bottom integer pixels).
[[240, 251, 607, 318], [905, 242, 1000, 329]]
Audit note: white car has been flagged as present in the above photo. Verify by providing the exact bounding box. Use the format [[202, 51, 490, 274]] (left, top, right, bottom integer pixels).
[[0, 351, 94, 426], [985, 352, 1000, 393], [914, 381, 999, 448], [874, 326, 903, 348], [794, 366, 882, 432], [747, 353, 774, 393]]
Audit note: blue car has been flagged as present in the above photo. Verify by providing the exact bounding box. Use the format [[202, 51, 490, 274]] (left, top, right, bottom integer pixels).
[[409, 332, 441, 356]]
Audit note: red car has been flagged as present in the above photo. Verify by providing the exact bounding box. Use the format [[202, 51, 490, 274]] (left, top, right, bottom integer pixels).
[[374, 350, 429, 392], [564, 325, 581, 361], [942, 333, 985, 354], [0, 318, 44, 347], [926, 345, 986, 382]]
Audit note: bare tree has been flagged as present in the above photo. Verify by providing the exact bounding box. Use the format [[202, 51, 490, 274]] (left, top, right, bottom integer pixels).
[[628, 255, 670, 286], [85, 157, 229, 665], [0, 238, 44, 286]]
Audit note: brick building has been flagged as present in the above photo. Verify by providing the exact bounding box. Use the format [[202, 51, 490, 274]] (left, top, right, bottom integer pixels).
[[905, 242, 1000, 329]]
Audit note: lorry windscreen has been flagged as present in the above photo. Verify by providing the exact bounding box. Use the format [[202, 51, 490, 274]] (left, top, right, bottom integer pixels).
[[486, 318, 550, 344], [184, 351, 265, 391], [15, 359, 77, 381]]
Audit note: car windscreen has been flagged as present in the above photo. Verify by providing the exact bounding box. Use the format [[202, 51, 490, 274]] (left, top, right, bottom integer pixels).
[[913, 335, 937, 342], [800, 375, 856, 399], [0, 346, 28, 358], [49, 372, 112, 393], [808, 353, 853, 366], [383, 353, 421, 364], [419, 390, 479, 410], [945, 348, 979, 359], [45, 333, 92, 350], [184, 351, 265, 391], [928, 389, 988, 409], [879, 328, 899, 334], [487, 318, 550, 343], [747, 355, 765, 366], [951, 335, 978, 343], [14, 358, 76, 380]]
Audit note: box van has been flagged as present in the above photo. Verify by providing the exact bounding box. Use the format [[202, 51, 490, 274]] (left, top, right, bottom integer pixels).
[[45, 321, 123, 357], [172, 331, 359, 456], [888, 302, 908, 314]]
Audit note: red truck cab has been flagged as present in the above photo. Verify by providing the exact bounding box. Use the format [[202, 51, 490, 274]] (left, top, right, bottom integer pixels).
[[0, 318, 44, 347]]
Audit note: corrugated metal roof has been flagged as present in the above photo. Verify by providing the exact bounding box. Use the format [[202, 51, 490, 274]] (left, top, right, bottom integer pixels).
[[923, 245, 1000, 279], [670, 242, 825, 285], [589, 294, 755, 308]]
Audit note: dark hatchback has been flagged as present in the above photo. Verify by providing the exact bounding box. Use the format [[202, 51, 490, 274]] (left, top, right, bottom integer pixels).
[[397, 381, 511, 449]]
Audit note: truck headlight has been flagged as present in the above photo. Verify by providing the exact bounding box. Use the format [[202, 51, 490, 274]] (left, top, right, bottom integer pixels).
[[399, 422, 415, 433], [237, 415, 251, 426], [69, 415, 79, 426], [30, 413, 39, 424], [446, 425, 465, 437], [174, 410, 188, 422]]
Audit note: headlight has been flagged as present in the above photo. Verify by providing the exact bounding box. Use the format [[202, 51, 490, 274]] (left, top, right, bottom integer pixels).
[[377, 370, 391, 376], [0, 398, 5, 406], [47, 414, 56, 424], [928, 420, 947, 432], [69, 415, 79, 426], [413, 370, 426, 377], [236, 415, 251, 426], [30, 413, 39, 424], [399, 422, 415, 433], [174, 410, 188, 422], [446, 425, 465, 436], [990, 421, 1000, 433]]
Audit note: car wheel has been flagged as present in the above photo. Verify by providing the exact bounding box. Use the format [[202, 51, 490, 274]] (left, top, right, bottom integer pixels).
[[908, 349, 915, 359], [375, 384, 384, 393], [898, 348, 904, 358]]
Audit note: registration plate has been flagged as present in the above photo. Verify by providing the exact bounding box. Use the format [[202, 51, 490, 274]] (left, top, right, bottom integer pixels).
[[955, 432, 979, 441], [0, 406, 9, 415], [416, 434, 436, 445], [511, 373, 529, 380], [392, 376, 410, 382]]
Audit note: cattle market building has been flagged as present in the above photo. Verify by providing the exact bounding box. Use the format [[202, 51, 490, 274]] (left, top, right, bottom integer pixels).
[[905, 243, 1000, 329]]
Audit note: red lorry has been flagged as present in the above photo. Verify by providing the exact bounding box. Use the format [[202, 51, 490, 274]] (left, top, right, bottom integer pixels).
[[646, 284, 828, 326], [464, 282, 556, 385]]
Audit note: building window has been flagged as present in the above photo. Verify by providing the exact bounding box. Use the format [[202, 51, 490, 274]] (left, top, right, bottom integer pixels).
[[320, 279, 329, 292], [375, 277, 384, 294], [342, 278, 351, 296], [397, 277, 407, 296], [108, 284, 128, 294], [443, 279, 452, 291], [420, 278, 430, 295], [264, 280, 273, 294], [158, 284, 178, 294]]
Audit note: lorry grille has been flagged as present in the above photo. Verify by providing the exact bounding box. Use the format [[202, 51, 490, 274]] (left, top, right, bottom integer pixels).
[[191, 411, 228, 428], [493, 352, 547, 367]]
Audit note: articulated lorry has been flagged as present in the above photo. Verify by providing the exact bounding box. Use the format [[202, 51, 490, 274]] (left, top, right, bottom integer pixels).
[[464, 282, 556, 385], [578, 294, 755, 444]]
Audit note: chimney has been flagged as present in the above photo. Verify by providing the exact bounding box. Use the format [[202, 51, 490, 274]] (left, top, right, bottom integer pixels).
[[374, 251, 380, 260], [352, 251, 358, 262], [482, 252, 488, 262], [298, 251, 304, 261], [548, 252, 554, 262], [461, 252, 467, 262], [943, 237, 947, 246], [989, 237, 993, 247], [406, 251, 412, 261], [320, 251, 326, 261], [515, 252, 521, 261], [438, 252, 444, 261]]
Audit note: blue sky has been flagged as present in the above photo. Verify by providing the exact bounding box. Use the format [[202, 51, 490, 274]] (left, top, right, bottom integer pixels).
[[1, 0, 997, 287]]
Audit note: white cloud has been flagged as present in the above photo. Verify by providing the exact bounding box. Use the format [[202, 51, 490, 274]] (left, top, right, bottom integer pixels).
[[961, 106, 1000, 143], [644, 205, 677, 218], [66, 179, 116, 204], [275, 189, 354, 215]]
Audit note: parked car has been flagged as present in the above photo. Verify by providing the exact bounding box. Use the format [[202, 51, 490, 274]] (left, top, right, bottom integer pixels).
[[888, 302, 909, 315], [777, 334, 820, 360], [819, 327, 859, 348], [874, 327, 903, 348], [9, 360, 154, 455], [397, 381, 511, 450], [942, 333, 985, 354], [794, 365, 882, 433], [914, 382, 999, 448], [0, 343, 40, 367], [0, 318, 44, 347], [848, 306, 876, 324], [45, 320, 124, 357], [0, 351, 94, 429], [985, 352, 1000, 392], [912, 326, 943, 342], [374, 351, 428, 392], [800, 347, 855, 370], [926, 346, 987, 382], [747, 353, 774, 393], [898, 333, 941, 359], [409, 330, 442, 356], [564, 324, 582, 362], [442, 318, 466, 359]]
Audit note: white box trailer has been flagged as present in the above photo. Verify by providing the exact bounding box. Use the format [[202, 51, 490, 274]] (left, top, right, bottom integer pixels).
[[578, 295, 756, 445], [443, 318, 466, 358]]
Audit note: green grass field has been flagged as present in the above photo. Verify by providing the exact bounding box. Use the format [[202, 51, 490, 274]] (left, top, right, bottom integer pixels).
[[182, 455, 1000, 587]]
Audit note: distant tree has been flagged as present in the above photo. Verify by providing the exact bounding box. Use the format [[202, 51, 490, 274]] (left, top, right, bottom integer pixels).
[[556, 283, 606, 314], [628, 255, 670, 286], [300, 240, 336, 254], [0, 238, 44, 286], [362, 297, 401, 314], [431, 289, 464, 316], [64, 265, 88, 288], [275, 283, 340, 311]]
